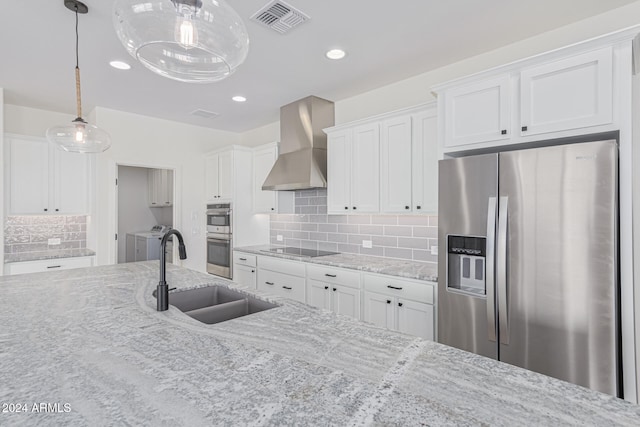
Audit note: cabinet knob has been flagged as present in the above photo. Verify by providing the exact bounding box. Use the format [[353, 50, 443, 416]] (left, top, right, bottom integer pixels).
[[417, 206, 421, 210], [345, 206, 349, 210], [398, 302, 404, 307], [332, 288, 337, 292], [353, 206, 357, 210], [386, 300, 391, 304], [501, 129, 507, 135], [405, 206, 410, 210], [271, 208, 275, 211], [44, 208, 48, 212], [251, 270, 255, 273], [55, 208, 59, 212], [324, 286, 329, 290], [521, 126, 528, 132]]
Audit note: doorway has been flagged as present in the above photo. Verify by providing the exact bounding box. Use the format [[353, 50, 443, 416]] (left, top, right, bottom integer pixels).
[[115, 164, 176, 264]]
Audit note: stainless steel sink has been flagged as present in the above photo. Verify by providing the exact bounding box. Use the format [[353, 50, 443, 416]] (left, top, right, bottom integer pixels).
[[154, 285, 278, 325]]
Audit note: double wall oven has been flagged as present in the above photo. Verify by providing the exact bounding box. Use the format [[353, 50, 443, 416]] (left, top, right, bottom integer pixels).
[[206, 203, 232, 279]]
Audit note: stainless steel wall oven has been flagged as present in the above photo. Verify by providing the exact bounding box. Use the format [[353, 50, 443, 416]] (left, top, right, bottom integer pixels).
[[206, 203, 232, 278]]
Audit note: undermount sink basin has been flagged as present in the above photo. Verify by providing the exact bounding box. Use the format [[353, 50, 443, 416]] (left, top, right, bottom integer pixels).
[[154, 285, 278, 325]]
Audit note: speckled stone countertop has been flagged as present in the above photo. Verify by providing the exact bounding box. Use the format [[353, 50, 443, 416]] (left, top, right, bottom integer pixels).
[[4, 248, 96, 264], [1, 262, 638, 426], [235, 245, 438, 282]]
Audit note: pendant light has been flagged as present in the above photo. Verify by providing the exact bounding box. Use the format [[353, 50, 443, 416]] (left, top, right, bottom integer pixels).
[[113, 0, 250, 83], [46, 0, 111, 153]]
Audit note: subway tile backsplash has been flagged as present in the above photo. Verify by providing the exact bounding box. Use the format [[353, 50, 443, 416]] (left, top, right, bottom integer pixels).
[[4, 216, 87, 254], [271, 189, 437, 264]]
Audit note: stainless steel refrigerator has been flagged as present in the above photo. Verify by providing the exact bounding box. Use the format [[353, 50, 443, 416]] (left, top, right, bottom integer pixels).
[[437, 139, 620, 397]]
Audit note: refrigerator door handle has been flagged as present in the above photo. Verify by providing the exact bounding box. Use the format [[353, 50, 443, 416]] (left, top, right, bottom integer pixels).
[[497, 196, 509, 345], [486, 197, 497, 342]]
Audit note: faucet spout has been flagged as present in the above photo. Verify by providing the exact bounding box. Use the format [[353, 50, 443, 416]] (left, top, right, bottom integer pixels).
[[157, 229, 187, 311]]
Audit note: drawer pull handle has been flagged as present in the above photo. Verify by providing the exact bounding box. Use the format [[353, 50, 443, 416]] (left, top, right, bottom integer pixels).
[[47, 265, 62, 269], [265, 281, 274, 286], [282, 286, 292, 290], [387, 285, 403, 290], [324, 274, 337, 278], [239, 258, 247, 261]]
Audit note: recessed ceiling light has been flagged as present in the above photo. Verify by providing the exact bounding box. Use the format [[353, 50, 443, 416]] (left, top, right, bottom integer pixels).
[[325, 49, 346, 60], [109, 60, 131, 70], [232, 95, 247, 102]]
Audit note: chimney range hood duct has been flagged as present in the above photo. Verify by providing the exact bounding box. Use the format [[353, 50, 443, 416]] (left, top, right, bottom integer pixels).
[[262, 96, 335, 191]]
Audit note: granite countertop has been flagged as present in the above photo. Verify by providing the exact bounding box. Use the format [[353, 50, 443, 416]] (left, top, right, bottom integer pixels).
[[4, 248, 96, 264], [1, 262, 638, 425], [235, 245, 438, 282]]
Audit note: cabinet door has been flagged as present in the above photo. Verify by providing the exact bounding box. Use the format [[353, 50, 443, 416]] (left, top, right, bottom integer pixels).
[[234, 264, 257, 289], [380, 116, 413, 213], [327, 130, 352, 213], [217, 150, 233, 199], [134, 236, 146, 261], [351, 123, 380, 212], [397, 299, 434, 340], [363, 291, 395, 330], [8, 137, 49, 214], [162, 169, 174, 206], [307, 279, 332, 310], [411, 108, 438, 213], [53, 149, 89, 214], [520, 47, 613, 136], [444, 75, 510, 147], [253, 146, 277, 213], [332, 285, 361, 319], [148, 169, 162, 207], [205, 155, 219, 200]]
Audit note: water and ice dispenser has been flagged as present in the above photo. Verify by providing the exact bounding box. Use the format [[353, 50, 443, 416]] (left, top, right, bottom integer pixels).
[[446, 235, 487, 297]]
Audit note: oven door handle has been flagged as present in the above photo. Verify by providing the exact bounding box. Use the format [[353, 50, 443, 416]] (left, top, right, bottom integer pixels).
[[207, 210, 231, 215], [207, 237, 232, 243]]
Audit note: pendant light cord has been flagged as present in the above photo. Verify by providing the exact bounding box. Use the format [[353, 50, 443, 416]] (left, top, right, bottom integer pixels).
[[74, 4, 83, 119]]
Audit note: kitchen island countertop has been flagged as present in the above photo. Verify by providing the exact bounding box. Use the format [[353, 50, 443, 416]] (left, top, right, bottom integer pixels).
[[1, 262, 638, 426], [4, 248, 96, 264], [235, 245, 438, 282]]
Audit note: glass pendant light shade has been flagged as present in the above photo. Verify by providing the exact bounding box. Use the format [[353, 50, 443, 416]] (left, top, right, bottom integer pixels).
[[113, 0, 250, 83], [47, 118, 112, 153]]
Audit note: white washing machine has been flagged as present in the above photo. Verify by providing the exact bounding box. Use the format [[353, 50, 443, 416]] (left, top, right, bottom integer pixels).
[[125, 225, 171, 262]]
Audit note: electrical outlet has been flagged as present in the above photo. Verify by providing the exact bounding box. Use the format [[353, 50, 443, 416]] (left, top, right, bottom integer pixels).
[[191, 211, 198, 221], [362, 240, 372, 249], [48, 238, 61, 246], [276, 234, 283, 242], [431, 246, 438, 255]]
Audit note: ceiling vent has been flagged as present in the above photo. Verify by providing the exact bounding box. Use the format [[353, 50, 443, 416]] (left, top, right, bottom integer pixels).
[[190, 109, 220, 119], [251, 1, 310, 34]]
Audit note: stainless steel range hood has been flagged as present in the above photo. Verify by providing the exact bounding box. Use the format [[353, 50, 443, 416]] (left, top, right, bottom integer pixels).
[[262, 96, 335, 191]]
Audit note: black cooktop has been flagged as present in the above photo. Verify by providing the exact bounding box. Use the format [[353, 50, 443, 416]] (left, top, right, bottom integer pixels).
[[261, 247, 340, 258]]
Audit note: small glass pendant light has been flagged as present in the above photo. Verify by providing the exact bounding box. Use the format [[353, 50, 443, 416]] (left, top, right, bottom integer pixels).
[[46, 0, 111, 154], [112, 0, 250, 83]]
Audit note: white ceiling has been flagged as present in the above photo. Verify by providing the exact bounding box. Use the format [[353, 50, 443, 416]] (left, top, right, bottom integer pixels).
[[1, 0, 637, 132]]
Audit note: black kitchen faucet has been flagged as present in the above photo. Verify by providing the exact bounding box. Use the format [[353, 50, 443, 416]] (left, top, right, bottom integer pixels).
[[157, 229, 187, 311]]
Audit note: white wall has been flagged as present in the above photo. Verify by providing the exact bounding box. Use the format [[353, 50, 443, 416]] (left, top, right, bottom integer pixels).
[[4, 105, 75, 137], [93, 107, 240, 272], [0, 89, 4, 275], [117, 166, 161, 263]]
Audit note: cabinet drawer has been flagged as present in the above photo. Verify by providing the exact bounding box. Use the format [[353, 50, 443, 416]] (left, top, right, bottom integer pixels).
[[306, 264, 360, 289], [258, 256, 306, 277], [363, 273, 434, 305], [5, 256, 94, 275], [258, 269, 305, 303], [233, 251, 257, 268]]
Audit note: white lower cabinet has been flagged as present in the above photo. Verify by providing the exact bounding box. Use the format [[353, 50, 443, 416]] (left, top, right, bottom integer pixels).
[[306, 264, 361, 318], [363, 273, 435, 341], [233, 251, 257, 288], [5, 256, 95, 276], [256, 256, 306, 303]]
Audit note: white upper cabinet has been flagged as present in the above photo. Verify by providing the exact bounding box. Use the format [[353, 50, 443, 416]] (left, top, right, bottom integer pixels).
[[435, 40, 619, 154], [380, 115, 413, 213], [443, 75, 511, 148], [148, 169, 173, 208], [519, 47, 613, 136], [205, 150, 233, 201], [5, 134, 90, 215], [379, 105, 438, 214], [327, 129, 352, 213], [350, 123, 380, 213]]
